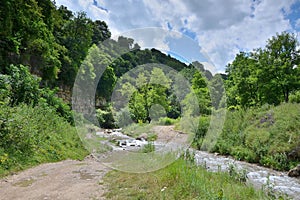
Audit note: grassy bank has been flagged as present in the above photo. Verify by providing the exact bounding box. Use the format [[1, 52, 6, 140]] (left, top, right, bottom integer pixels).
[[213, 103, 300, 171], [103, 158, 271, 200], [0, 103, 88, 177]]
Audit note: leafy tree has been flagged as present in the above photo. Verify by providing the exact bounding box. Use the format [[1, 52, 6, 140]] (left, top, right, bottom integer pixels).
[[191, 71, 211, 115], [4, 64, 41, 107], [119, 67, 172, 123], [191, 61, 213, 80], [57, 11, 93, 86], [226, 32, 300, 108], [0, 0, 61, 83], [0, 64, 73, 123], [263, 32, 300, 102], [90, 20, 111, 44], [225, 52, 258, 108]]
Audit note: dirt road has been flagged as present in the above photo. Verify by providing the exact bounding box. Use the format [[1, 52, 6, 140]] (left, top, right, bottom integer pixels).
[[0, 125, 185, 200], [0, 157, 109, 200]]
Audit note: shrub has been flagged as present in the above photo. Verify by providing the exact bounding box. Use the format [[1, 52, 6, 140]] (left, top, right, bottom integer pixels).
[[0, 64, 74, 123], [0, 103, 88, 176], [96, 104, 115, 129], [214, 103, 300, 170], [290, 91, 300, 103], [157, 117, 179, 125], [140, 142, 155, 153]]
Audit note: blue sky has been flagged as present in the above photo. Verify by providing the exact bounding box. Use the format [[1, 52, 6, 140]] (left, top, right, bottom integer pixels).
[[55, 0, 300, 73]]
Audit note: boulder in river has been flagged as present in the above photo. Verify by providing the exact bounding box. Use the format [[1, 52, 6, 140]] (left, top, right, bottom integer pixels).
[[136, 133, 148, 141], [288, 164, 300, 177]]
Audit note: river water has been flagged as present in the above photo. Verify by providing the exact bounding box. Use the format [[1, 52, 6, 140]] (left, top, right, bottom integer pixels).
[[98, 130, 300, 199], [194, 150, 300, 200]]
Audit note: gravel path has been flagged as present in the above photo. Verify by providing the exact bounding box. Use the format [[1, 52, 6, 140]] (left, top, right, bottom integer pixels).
[[0, 156, 109, 200]]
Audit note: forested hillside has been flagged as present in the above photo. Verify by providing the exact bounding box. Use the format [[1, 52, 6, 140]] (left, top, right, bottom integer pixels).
[[0, 0, 213, 174], [0, 0, 300, 177]]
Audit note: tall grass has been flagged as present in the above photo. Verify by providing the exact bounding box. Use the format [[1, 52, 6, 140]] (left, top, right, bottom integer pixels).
[[213, 103, 300, 170], [104, 158, 270, 200], [0, 103, 88, 176]]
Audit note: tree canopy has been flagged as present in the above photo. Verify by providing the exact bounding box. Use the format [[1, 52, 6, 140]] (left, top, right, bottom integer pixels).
[[225, 32, 300, 109]]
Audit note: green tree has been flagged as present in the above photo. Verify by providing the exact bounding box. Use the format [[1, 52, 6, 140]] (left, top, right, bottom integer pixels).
[[120, 67, 172, 123], [4, 64, 41, 107], [191, 71, 211, 114], [225, 52, 258, 108], [0, 0, 61, 84], [57, 11, 94, 86], [263, 32, 300, 103], [225, 32, 300, 108]]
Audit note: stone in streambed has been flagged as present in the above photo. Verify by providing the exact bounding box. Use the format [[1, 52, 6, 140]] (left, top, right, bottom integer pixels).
[[288, 164, 300, 177]]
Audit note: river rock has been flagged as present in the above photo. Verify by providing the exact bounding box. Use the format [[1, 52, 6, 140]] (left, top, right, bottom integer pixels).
[[288, 164, 300, 177], [136, 133, 148, 141]]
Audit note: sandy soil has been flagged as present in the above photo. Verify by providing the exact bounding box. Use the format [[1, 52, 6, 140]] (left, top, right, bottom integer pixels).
[[0, 156, 109, 200], [152, 125, 190, 145]]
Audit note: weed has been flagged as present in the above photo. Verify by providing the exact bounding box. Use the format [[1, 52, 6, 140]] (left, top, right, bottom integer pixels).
[[227, 163, 248, 183], [104, 158, 270, 199]]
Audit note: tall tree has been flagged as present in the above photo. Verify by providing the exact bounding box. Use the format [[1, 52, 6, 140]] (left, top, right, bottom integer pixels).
[[226, 32, 300, 108], [263, 32, 300, 102]]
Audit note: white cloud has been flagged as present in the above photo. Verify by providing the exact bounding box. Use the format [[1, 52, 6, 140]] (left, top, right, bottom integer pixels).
[[201, 62, 218, 75], [55, 0, 298, 72], [119, 28, 171, 51]]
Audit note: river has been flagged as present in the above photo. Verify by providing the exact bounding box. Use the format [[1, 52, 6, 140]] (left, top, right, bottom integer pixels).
[[98, 127, 300, 199]]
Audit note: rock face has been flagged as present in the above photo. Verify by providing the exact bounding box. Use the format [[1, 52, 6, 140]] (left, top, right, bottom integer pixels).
[[288, 165, 300, 177]]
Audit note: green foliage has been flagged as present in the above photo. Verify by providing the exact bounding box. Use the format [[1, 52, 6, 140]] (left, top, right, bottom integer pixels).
[[158, 117, 179, 125], [118, 67, 174, 123], [289, 91, 300, 103], [140, 142, 155, 153], [40, 88, 74, 124], [104, 158, 269, 200], [96, 104, 115, 129], [0, 0, 62, 83], [192, 71, 212, 115], [115, 107, 132, 127], [3, 64, 41, 107], [193, 116, 210, 149], [0, 64, 74, 123], [0, 103, 88, 176], [0, 0, 111, 87], [210, 73, 226, 109], [214, 103, 300, 170], [226, 32, 300, 108], [227, 163, 248, 183]]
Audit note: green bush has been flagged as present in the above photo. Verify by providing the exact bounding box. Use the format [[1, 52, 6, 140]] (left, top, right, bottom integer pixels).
[[214, 103, 300, 170], [290, 91, 300, 103], [0, 103, 88, 176], [140, 142, 155, 153], [2, 64, 41, 107], [96, 104, 115, 128], [192, 116, 210, 149], [157, 117, 179, 125], [115, 107, 132, 127], [0, 64, 74, 123]]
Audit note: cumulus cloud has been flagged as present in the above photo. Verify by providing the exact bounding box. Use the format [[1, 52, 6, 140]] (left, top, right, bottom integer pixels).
[[143, 0, 295, 71], [55, 0, 298, 72]]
